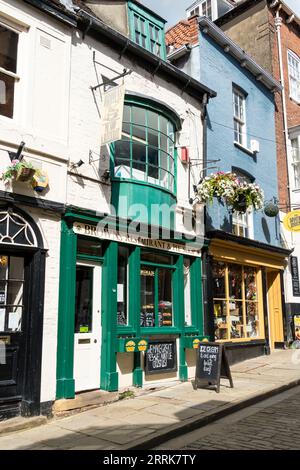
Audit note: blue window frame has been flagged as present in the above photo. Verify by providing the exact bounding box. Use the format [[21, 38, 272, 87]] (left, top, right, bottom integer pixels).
[[128, 1, 167, 60]]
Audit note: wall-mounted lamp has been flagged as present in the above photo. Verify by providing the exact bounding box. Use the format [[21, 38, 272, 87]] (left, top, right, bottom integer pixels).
[[70, 159, 85, 170], [101, 169, 110, 181], [8, 141, 26, 162]]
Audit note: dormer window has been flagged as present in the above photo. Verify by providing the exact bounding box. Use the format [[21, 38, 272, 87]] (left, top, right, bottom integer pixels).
[[128, 1, 166, 59], [187, 1, 212, 20], [186, 0, 233, 21]]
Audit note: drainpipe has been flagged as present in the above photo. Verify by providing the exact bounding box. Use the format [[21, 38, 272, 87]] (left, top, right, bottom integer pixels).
[[274, 8, 292, 212]]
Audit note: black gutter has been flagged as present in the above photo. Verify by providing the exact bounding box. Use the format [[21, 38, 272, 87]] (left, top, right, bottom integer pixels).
[[23, 0, 77, 27], [77, 10, 217, 101], [207, 229, 292, 256]]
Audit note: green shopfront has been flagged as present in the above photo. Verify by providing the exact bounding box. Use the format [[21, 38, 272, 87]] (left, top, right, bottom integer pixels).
[[56, 217, 206, 397]]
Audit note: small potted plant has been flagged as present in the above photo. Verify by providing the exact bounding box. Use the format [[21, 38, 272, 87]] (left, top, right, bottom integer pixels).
[[2, 160, 36, 183]]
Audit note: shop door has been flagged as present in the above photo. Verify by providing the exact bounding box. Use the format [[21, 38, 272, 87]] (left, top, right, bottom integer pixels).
[[267, 271, 284, 349], [74, 262, 101, 392], [0, 254, 27, 402]]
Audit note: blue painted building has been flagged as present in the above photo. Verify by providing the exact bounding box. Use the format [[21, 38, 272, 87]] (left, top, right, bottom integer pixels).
[[167, 16, 291, 362]]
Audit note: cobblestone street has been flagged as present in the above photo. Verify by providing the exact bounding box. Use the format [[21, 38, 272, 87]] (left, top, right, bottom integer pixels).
[[157, 386, 300, 450]]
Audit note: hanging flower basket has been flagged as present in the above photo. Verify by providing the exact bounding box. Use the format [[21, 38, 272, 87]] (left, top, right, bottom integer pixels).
[[264, 201, 279, 218], [2, 160, 36, 183], [196, 172, 264, 212]]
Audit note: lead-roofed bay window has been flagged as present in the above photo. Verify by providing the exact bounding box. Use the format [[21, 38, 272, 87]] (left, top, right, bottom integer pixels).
[[0, 22, 19, 118], [112, 99, 176, 193], [212, 261, 263, 341]]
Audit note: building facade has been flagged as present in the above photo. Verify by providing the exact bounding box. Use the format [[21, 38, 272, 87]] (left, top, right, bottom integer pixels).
[[167, 15, 290, 363], [216, 0, 300, 341], [0, 0, 75, 419]]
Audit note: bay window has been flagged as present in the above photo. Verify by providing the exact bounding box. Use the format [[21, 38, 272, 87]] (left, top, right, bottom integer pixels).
[[213, 261, 262, 341], [0, 23, 19, 118], [113, 101, 176, 193]]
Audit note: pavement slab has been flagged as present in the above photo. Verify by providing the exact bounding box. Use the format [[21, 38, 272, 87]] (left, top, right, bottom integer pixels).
[[0, 350, 299, 450]]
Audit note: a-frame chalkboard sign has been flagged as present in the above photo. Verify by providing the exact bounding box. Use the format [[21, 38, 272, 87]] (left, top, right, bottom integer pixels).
[[195, 342, 233, 393]]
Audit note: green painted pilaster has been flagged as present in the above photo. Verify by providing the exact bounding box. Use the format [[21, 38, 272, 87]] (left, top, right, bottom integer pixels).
[[191, 257, 204, 333], [131, 247, 143, 387], [175, 256, 187, 382], [56, 219, 77, 399], [101, 241, 119, 391]]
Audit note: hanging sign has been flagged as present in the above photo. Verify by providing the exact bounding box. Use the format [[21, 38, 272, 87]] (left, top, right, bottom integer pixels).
[[195, 342, 233, 393], [283, 210, 300, 232], [100, 84, 125, 146]]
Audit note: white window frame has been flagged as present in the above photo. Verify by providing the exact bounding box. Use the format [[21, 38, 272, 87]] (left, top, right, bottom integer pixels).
[[288, 50, 300, 103], [187, 1, 212, 20], [290, 137, 300, 190], [0, 20, 21, 120], [232, 210, 253, 239], [233, 87, 247, 147]]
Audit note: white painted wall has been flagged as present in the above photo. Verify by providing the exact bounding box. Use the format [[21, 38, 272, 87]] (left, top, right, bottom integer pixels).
[[67, 32, 204, 239]]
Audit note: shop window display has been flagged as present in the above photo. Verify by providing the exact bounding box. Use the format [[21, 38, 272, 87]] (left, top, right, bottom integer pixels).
[[140, 251, 174, 328], [213, 261, 260, 341]]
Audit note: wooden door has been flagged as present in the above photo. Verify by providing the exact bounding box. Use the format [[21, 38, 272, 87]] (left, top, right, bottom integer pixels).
[[267, 271, 284, 349]]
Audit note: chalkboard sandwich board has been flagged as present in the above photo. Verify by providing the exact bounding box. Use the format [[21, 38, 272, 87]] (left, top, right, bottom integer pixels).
[[195, 342, 233, 393], [145, 340, 177, 375]]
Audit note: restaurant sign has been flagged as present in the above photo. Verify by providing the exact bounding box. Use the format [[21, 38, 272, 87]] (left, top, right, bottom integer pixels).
[[73, 223, 202, 257], [283, 210, 300, 232]]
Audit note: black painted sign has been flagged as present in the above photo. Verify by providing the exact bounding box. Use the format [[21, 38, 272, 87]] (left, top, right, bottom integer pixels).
[[291, 257, 300, 297], [145, 340, 177, 375], [195, 342, 233, 393]]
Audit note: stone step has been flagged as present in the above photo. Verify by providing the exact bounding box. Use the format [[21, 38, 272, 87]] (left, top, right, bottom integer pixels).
[[53, 390, 119, 415], [0, 416, 47, 436]]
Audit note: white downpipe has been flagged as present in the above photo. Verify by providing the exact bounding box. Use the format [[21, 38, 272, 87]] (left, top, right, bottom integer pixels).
[[275, 8, 291, 212]]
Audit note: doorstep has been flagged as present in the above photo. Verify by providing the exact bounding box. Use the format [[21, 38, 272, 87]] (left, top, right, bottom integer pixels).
[[53, 390, 119, 417]]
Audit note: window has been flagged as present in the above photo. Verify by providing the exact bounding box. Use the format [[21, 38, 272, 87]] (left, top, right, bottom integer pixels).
[[75, 266, 93, 334], [187, 1, 212, 20], [233, 87, 246, 146], [291, 138, 300, 189], [140, 251, 174, 328], [184, 258, 192, 326], [113, 102, 176, 193], [232, 211, 250, 238], [212, 261, 261, 341], [0, 23, 19, 118], [231, 172, 253, 238], [0, 255, 24, 332], [128, 4, 166, 59], [288, 50, 300, 103], [117, 246, 129, 326]]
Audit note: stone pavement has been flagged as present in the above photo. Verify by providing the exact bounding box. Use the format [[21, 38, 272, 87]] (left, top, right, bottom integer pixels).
[[0, 349, 300, 450]]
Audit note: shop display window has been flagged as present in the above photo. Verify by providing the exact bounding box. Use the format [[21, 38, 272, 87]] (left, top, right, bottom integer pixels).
[[184, 258, 192, 326], [117, 246, 129, 326], [140, 251, 174, 328], [213, 261, 261, 341]]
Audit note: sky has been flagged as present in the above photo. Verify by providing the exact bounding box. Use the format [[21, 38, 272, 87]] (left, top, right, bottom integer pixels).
[[142, 0, 300, 27]]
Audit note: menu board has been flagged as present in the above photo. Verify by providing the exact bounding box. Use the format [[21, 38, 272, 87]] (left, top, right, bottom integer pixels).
[[291, 257, 300, 297], [195, 342, 233, 393], [145, 340, 177, 375]]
